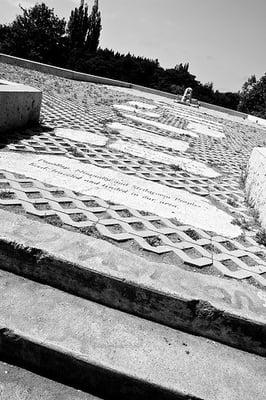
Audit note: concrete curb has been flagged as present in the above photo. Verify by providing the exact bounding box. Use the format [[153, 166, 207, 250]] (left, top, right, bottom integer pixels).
[[0, 210, 265, 356], [0, 270, 265, 400]]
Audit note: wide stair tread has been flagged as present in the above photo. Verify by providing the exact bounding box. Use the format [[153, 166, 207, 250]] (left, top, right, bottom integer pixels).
[[0, 360, 101, 400], [0, 270, 265, 400]]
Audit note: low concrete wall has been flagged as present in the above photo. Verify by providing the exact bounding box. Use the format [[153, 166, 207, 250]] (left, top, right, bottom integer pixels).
[[0, 80, 42, 134], [1, 53, 262, 121], [131, 83, 178, 100], [247, 114, 266, 127], [0, 53, 132, 88], [200, 101, 247, 118]]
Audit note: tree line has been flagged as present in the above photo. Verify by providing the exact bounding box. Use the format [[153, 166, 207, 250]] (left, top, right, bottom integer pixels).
[[0, 1, 265, 117]]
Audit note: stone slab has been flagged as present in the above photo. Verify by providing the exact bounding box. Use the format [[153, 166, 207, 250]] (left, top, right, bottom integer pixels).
[[127, 101, 157, 110], [122, 113, 199, 138], [108, 122, 190, 151], [54, 128, 108, 146], [1, 270, 266, 400], [246, 147, 266, 228], [0, 361, 100, 400], [0, 151, 241, 237], [0, 210, 264, 355], [0, 79, 42, 134], [109, 139, 220, 178], [186, 122, 225, 139]]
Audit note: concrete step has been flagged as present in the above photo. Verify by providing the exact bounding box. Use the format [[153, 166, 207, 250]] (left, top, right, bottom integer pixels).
[[0, 270, 265, 400], [0, 360, 102, 400], [0, 210, 265, 356]]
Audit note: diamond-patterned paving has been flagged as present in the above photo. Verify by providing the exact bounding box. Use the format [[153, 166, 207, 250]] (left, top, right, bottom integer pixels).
[[1, 62, 266, 289]]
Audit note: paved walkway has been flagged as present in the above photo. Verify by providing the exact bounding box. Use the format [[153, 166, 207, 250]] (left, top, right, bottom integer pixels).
[[0, 62, 266, 289], [0, 62, 266, 399]]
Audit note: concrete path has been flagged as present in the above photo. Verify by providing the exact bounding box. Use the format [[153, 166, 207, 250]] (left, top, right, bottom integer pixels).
[[0, 270, 265, 400], [0, 210, 265, 356]]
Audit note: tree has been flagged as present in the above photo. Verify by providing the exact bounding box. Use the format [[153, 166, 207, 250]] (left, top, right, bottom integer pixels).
[[238, 74, 266, 117], [67, 1, 89, 51], [67, 0, 101, 55], [0, 1, 243, 111], [85, 0, 102, 54], [0, 3, 66, 65], [0, 24, 14, 54]]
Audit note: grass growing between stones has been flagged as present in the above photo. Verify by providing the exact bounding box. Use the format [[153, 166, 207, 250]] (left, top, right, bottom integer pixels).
[[0, 190, 15, 199], [255, 230, 266, 247]]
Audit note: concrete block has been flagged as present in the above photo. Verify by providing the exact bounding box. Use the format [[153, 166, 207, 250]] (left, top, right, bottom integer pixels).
[[0, 79, 42, 134], [246, 147, 266, 227]]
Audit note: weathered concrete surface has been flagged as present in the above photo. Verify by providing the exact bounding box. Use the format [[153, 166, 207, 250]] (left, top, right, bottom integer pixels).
[[0, 271, 266, 400], [0, 361, 101, 399], [246, 147, 266, 229], [0, 210, 265, 355], [0, 79, 42, 134]]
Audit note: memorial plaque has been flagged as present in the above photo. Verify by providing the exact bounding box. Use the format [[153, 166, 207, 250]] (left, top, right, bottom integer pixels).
[[0, 152, 241, 237], [108, 122, 189, 152], [110, 140, 220, 178]]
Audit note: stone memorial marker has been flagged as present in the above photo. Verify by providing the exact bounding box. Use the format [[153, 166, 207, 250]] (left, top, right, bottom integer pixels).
[[113, 104, 160, 118], [122, 113, 199, 138], [0, 151, 241, 237], [187, 122, 225, 138], [108, 122, 190, 152], [54, 128, 108, 146], [181, 87, 193, 104], [127, 101, 157, 110], [110, 139, 220, 178]]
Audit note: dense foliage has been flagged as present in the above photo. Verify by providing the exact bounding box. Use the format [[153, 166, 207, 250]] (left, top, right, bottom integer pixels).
[[0, 1, 264, 115], [0, 3, 66, 65], [238, 74, 266, 118]]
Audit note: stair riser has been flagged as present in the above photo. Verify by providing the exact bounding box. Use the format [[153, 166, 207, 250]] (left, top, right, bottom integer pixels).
[[0, 328, 195, 400], [0, 240, 265, 356]]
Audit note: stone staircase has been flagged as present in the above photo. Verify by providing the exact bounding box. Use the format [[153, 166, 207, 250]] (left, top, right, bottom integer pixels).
[[0, 210, 265, 400]]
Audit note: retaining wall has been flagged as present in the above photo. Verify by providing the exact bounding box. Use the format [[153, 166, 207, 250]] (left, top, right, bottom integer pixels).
[[1, 53, 266, 123]]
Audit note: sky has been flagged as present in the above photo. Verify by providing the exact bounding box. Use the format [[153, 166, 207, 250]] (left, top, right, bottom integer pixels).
[[1, 0, 266, 92]]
